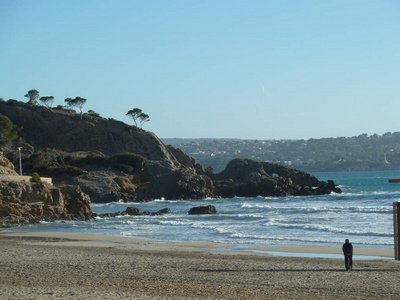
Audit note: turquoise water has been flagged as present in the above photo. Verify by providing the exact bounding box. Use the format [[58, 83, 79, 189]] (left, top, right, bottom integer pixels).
[[5, 170, 400, 250]]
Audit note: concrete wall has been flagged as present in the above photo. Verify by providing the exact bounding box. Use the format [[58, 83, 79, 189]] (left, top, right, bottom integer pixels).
[[0, 174, 53, 185]]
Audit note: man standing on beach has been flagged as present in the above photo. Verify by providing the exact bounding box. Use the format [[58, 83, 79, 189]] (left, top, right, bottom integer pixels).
[[342, 239, 353, 271]]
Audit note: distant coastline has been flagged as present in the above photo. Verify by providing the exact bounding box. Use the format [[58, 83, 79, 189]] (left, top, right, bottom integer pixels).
[[162, 133, 400, 173]]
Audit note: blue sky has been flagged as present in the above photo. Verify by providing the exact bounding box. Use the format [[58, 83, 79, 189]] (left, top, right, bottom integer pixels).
[[1, 0, 399, 140]]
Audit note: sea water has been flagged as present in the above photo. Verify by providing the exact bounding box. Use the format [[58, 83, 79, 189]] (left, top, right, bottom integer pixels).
[[5, 170, 400, 249]]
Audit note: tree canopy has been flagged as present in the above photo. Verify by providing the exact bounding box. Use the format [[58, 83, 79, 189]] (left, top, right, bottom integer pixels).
[[126, 108, 143, 127], [24, 89, 39, 105], [126, 109, 150, 128], [39, 96, 54, 108], [139, 113, 150, 128], [64, 96, 87, 118]]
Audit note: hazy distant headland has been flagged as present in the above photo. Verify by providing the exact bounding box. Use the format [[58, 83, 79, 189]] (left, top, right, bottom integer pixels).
[[162, 134, 400, 173]]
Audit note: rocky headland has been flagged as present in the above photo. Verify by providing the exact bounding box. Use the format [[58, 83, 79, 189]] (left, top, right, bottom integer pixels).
[[0, 100, 341, 226], [0, 153, 91, 227]]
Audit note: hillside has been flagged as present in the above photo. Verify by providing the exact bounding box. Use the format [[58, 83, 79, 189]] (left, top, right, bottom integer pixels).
[[163, 134, 400, 172], [0, 100, 340, 206], [0, 101, 178, 165]]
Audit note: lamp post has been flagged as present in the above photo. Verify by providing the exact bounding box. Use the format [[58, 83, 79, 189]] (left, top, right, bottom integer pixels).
[[17, 147, 22, 176]]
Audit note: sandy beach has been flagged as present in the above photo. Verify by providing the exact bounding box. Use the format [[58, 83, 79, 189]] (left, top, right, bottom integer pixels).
[[1, 232, 399, 299]]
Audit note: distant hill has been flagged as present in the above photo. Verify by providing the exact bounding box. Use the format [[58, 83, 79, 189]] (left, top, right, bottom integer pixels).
[[163, 133, 400, 172], [162, 138, 242, 146]]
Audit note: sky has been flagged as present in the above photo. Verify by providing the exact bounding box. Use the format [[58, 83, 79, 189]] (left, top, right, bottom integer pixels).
[[1, 0, 399, 140]]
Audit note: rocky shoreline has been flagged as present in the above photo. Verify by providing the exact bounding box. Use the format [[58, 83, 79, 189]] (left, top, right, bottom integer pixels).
[[0, 149, 341, 228], [0, 179, 92, 228], [0, 101, 342, 227], [0, 153, 92, 227]]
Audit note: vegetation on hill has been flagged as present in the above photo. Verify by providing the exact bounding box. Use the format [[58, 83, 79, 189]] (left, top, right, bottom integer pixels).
[[126, 108, 150, 128], [0, 114, 20, 145], [29, 148, 147, 177], [3, 89, 151, 128], [163, 133, 400, 172], [0, 98, 162, 192]]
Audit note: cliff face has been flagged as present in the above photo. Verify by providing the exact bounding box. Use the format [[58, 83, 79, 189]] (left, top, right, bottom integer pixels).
[[0, 152, 18, 175], [0, 101, 178, 166], [0, 153, 92, 227]]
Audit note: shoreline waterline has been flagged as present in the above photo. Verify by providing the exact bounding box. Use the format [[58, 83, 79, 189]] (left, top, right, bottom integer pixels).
[[0, 231, 394, 259], [2, 170, 399, 258]]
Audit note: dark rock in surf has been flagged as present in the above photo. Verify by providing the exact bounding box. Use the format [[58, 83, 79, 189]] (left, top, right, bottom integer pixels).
[[188, 205, 217, 215], [126, 207, 143, 215], [93, 207, 171, 218], [157, 208, 171, 214]]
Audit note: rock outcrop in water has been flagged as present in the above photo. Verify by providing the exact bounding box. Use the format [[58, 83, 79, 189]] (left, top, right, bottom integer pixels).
[[188, 205, 217, 215], [212, 159, 342, 198], [92, 207, 171, 218], [0, 100, 342, 226]]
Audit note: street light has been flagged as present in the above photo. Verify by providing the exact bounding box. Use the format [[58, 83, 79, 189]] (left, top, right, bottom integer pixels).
[[17, 147, 22, 176]]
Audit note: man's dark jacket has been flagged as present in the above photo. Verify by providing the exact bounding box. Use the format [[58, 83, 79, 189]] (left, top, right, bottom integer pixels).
[[342, 242, 353, 255]]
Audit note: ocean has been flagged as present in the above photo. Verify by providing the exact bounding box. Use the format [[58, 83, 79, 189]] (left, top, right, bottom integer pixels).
[[5, 170, 400, 250]]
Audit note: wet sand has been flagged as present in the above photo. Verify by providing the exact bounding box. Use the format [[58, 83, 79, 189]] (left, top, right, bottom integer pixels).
[[1, 231, 399, 299]]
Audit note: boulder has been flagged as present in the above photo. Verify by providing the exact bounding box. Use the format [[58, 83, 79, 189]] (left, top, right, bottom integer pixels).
[[188, 205, 217, 215], [157, 208, 171, 214], [126, 207, 143, 216]]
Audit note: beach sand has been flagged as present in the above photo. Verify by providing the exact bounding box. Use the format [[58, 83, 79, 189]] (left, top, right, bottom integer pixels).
[[1, 232, 399, 299]]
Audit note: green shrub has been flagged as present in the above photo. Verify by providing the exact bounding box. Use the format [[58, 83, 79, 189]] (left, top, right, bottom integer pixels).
[[87, 110, 100, 118], [75, 153, 110, 167], [64, 108, 76, 113], [110, 152, 147, 167], [5, 99, 19, 106], [31, 172, 43, 185], [30, 148, 70, 170], [47, 165, 85, 176], [53, 105, 75, 113]]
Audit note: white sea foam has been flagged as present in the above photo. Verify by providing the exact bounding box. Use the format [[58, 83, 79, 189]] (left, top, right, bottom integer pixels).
[[4, 171, 397, 249]]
